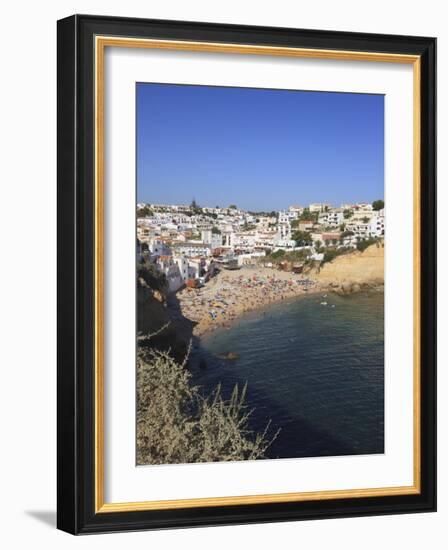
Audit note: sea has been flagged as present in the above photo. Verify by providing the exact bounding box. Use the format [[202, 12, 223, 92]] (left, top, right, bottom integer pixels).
[[190, 291, 384, 459]]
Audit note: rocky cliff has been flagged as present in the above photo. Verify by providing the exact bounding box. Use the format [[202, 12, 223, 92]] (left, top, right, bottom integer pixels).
[[314, 242, 384, 294], [137, 285, 171, 336], [137, 283, 195, 360]]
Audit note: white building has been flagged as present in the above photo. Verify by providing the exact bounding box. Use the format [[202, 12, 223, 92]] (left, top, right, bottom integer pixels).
[[232, 232, 257, 249], [288, 205, 303, 216], [310, 252, 324, 261], [187, 258, 203, 280], [355, 202, 374, 212], [173, 256, 189, 282], [278, 210, 297, 224], [237, 251, 266, 266], [201, 228, 212, 244], [273, 239, 297, 250], [309, 202, 331, 213], [318, 209, 344, 227], [277, 222, 292, 240], [148, 239, 171, 257], [351, 209, 374, 222], [346, 221, 371, 240], [154, 256, 183, 292], [211, 232, 222, 249], [256, 216, 277, 230], [201, 228, 222, 249], [221, 230, 235, 248], [369, 214, 385, 237], [173, 241, 211, 257]]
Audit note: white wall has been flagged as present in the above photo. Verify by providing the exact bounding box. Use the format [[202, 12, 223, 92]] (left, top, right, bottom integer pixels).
[[0, 1, 445, 548]]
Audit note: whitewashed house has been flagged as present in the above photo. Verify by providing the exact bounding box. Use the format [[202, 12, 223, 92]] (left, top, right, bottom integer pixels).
[[173, 241, 211, 257], [154, 256, 183, 292], [148, 238, 172, 257], [369, 214, 385, 237], [173, 256, 189, 283]]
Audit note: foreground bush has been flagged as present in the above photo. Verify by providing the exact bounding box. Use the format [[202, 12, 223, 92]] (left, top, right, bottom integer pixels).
[[137, 346, 278, 465]]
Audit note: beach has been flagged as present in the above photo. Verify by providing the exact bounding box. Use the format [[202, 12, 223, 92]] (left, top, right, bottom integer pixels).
[[169, 267, 325, 337]]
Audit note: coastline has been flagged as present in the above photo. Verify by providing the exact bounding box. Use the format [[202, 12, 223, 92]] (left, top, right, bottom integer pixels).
[[169, 267, 328, 338]]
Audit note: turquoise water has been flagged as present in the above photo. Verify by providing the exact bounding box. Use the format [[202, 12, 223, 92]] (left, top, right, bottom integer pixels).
[[190, 291, 384, 459]]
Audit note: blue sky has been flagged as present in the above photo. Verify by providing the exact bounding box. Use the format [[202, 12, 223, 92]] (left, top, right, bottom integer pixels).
[[136, 83, 384, 211]]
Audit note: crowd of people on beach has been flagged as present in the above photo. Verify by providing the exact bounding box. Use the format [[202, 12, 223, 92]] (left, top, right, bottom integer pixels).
[[174, 268, 318, 336]]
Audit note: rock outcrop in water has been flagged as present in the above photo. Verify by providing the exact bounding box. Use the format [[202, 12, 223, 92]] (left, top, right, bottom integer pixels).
[[314, 242, 384, 295], [216, 351, 239, 361]]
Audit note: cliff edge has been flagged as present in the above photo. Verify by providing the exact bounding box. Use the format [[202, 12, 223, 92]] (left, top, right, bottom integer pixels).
[[314, 242, 384, 294]]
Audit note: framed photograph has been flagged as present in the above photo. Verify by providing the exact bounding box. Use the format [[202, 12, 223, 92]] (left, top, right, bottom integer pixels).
[[57, 15, 436, 534]]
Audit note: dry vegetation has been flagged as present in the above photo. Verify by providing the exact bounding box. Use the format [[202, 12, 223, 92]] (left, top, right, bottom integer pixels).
[[137, 340, 279, 465]]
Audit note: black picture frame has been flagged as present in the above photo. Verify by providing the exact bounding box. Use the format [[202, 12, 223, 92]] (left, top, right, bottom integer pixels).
[[57, 14, 436, 534]]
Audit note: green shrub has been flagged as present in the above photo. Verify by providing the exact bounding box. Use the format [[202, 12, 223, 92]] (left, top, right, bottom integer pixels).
[[322, 249, 339, 264], [372, 199, 384, 211], [137, 205, 154, 217], [322, 246, 352, 264], [356, 237, 378, 252], [270, 249, 285, 259], [292, 230, 313, 246]]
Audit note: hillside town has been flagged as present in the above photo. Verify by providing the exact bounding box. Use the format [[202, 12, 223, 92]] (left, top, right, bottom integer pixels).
[[137, 200, 384, 293]]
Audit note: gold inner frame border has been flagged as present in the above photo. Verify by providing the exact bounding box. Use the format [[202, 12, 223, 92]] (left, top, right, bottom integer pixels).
[[94, 36, 421, 513]]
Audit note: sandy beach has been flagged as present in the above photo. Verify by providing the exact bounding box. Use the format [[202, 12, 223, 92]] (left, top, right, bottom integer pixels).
[[170, 267, 325, 337]]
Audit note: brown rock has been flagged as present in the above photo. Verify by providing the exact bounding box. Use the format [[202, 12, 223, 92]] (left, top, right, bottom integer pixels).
[[314, 243, 384, 288]]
